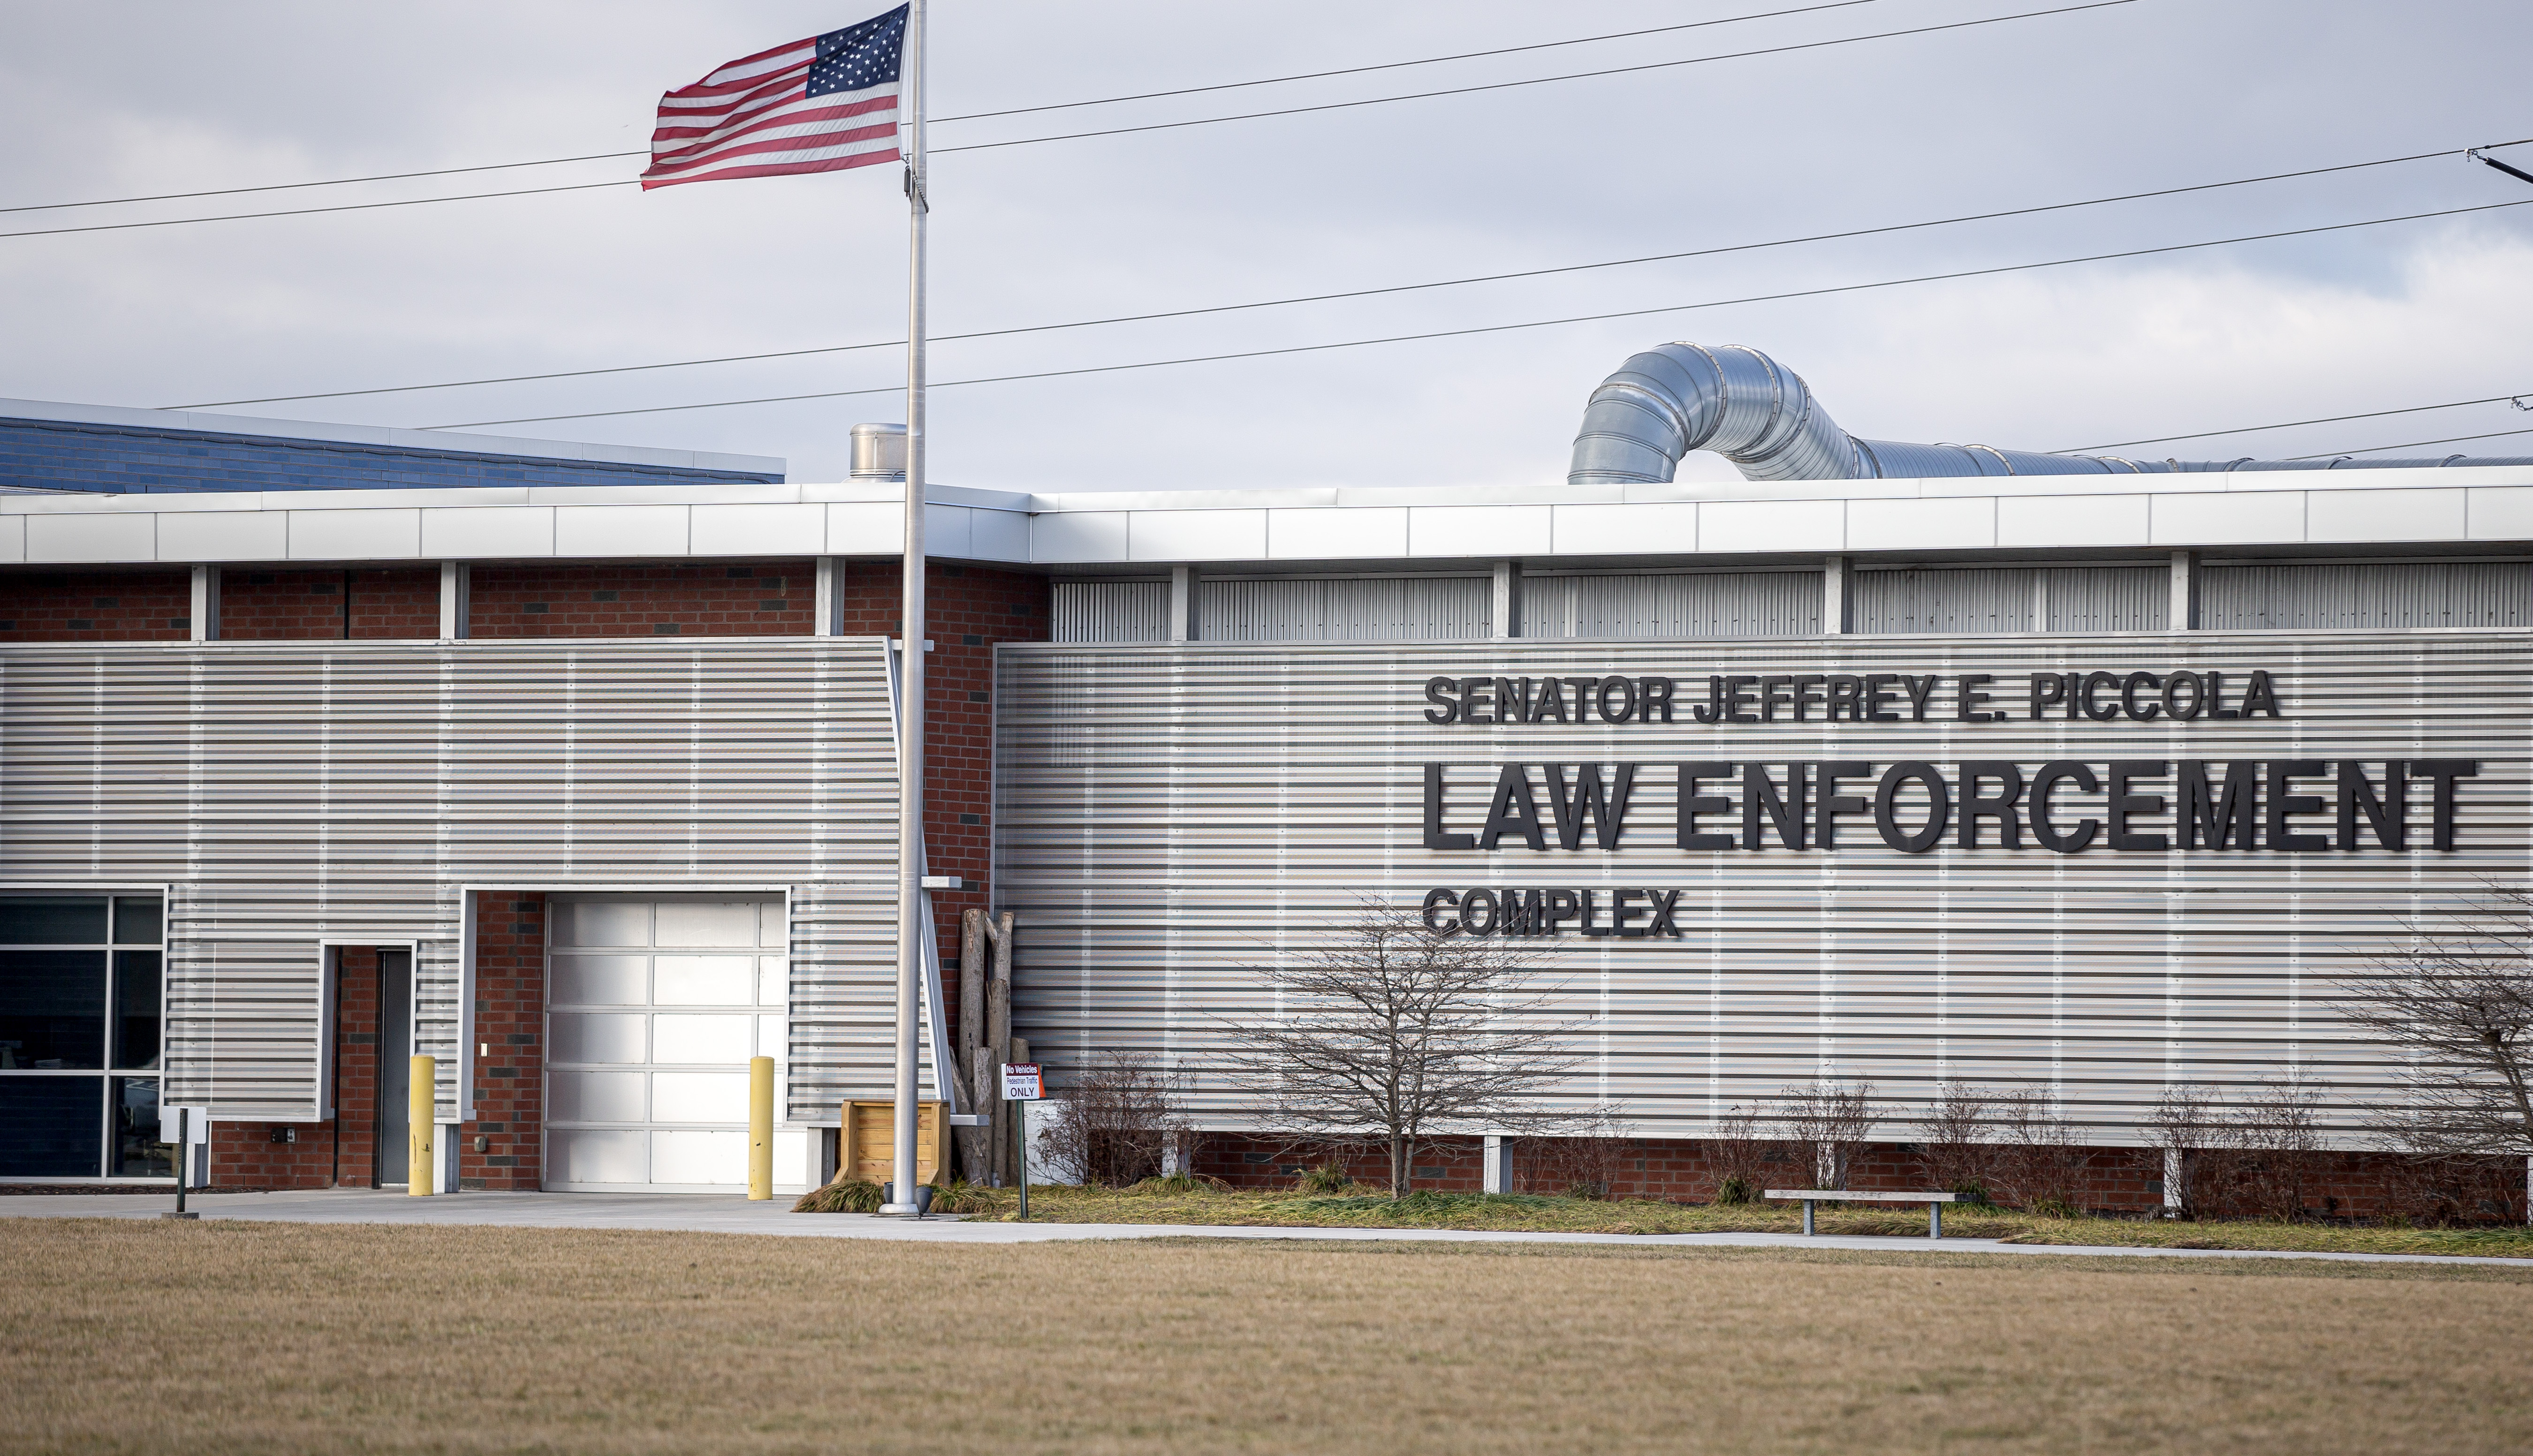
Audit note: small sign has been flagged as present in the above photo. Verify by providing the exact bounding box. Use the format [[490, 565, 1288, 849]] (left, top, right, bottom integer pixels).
[[1001, 1063, 1043, 1101], [159, 1105, 210, 1145]]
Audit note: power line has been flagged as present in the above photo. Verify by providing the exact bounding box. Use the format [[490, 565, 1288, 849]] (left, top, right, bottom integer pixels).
[[932, 1, 2139, 156], [2287, 427, 2533, 460], [417, 195, 2533, 430], [0, 0, 1896, 217], [0, 180, 633, 242], [3, 0, 2130, 240], [2059, 392, 2533, 452], [934, 0, 1884, 123], [0, 152, 645, 216], [177, 142, 2487, 409]]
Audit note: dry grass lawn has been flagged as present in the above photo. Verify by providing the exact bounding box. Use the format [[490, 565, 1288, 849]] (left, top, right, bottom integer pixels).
[[5, 1219, 2532, 1454]]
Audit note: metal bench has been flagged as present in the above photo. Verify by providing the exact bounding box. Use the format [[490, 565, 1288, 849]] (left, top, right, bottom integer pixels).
[[1766, 1188, 1962, 1238]]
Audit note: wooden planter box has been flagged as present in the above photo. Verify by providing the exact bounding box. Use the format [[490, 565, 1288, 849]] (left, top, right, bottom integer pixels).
[[838, 1100, 948, 1187]]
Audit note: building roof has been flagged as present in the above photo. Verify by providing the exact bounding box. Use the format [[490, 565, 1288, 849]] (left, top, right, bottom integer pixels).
[[1, 464, 2528, 569]]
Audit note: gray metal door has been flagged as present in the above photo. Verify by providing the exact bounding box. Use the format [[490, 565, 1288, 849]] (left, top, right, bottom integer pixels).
[[377, 949, 411, 1185]]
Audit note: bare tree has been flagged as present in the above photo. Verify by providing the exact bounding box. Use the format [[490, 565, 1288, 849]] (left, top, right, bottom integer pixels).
[[2340, 884, 2533, 1166], [1037, 1050, 1195, 1188], [2230, 1078, 2326, 1221], [1219, 899, 1585, 1197], [1701, 1105, 1782, 1204], [1780, 1081, 1879, 1189], [1516, 1101, 1632, 1199], [1917, 1083, 2001, 1201], [1987, 1086, 2091, 1215], [2143, 1083, 2228, 1218]]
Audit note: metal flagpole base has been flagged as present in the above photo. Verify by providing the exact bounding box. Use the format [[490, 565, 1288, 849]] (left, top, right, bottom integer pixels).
[[874, 1204, 922, 1216], [159, 1211, 199, 1220]]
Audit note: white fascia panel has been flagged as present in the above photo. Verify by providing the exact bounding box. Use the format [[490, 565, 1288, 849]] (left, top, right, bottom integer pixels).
[[927, 505, 974, 560], [1032, 511, 1130, 564], [2150, 490, 2305, 546], [967, 506, 1030, 562], [1996, 492, 2150, 549], [1695, 498, 1844, 554], [287, 506, 421, 560], [825, 501, 902, 554], [24, 512, 156, 564], [1408, 505, 1551, 558], [1130, 509, 1266, 563], [552, 504, 690, 557], [2306, 487, 2466, 544], [1268, 506, 1407, 559], [156, 507, 288, 562], [0, 515, 22, 564], [2466, 485, 2533, 542], [690, 502, 827, 557], [421, 506, 556, 558], [1847, 495, 1995, 551], [1552, 502, 1696, 556]]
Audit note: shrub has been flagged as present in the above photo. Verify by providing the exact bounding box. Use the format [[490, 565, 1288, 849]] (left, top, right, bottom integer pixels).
[[1919, 1083, 2002, 1198], [1781, 1081, 1879, 1188], [792, 1177, 884, 1214], [1987, 1086, 2092, 1214], [1038, 1050, 1195, 1188], [926, 1178, 1000, 1215], [1130, 1172, 1229, 1195], [1702, 1106, 1782, 1203], [1295, 1160, 1361, 1195], [1515, 1102, 1631, 1200]]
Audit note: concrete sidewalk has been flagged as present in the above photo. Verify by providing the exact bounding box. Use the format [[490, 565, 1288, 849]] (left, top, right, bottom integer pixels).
[[5, 1187, 2526, 1268]]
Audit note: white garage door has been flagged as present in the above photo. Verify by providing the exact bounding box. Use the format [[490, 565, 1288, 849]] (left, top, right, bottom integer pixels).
[[543, 896, 811, 1193]]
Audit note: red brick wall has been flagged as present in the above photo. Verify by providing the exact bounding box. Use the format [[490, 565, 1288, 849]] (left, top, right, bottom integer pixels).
[[0, 569, 190, 641], [469, 561, 813, 638], [462, 893, 547, 1191], [839, 561, 1051, 1027], [219, 567, 440, 640], [1192, 1133, 2527, 1220], [210, 945, 389, 1189]]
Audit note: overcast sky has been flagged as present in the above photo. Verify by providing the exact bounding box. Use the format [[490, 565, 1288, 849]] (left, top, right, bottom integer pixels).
[[3, 0, 2528, 489]]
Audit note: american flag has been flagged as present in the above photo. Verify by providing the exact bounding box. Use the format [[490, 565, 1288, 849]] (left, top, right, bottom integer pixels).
[[641, 6, 909, 190]]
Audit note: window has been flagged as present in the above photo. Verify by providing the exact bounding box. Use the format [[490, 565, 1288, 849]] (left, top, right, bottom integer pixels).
[[0, 894, 166, 1178]]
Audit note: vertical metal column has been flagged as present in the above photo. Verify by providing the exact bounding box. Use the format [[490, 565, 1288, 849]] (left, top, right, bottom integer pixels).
[[1168, 565, 1196, 643], [188, 565, 220, 642], [2168, 550, 2199, 631], [1489, 561, 1519, 639], [814, 557, 845, 636], [437, 561, 469, 640], [883, 0, 930, 1217], [1822, 556, 1851, 635]]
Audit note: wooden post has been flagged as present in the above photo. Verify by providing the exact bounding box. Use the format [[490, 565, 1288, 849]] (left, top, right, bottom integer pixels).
[[956, 908, 988, 1181], [986, 912, 1015, 1186]]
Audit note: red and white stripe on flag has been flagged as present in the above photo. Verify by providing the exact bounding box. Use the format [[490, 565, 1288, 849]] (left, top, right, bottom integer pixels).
[[642, 8, 907, 190]]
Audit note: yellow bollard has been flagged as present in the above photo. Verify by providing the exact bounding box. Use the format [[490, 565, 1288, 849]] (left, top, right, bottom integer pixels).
[[748, 1056, 775, 1200], [409, 1056, 436, 1196]]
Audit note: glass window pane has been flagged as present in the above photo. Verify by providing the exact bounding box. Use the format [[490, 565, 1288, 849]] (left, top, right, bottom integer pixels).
[[0, 1076, 105, 1177], [114, 952, 162, 1070], [111, 1078, 170, 1177], [114, 898, 163, 946], [0, 897, 108, 945], [0, 951, 108, 1069]]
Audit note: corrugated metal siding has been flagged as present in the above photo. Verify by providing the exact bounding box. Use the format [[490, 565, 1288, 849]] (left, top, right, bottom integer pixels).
[[995, 634, 2532, 1145], [1854, 567, 2165, 635], [0, 640, 904, 1124], [1198, 576, 1490, 642], [1521, 572, 1823, 639], [2203, 561, 2532, 630], [1052, 581, 1168, 643]]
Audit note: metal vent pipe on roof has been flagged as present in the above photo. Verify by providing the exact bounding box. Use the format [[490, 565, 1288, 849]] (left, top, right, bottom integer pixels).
[[1567, 342, 2533, 484], [851, 422, 908, 480]]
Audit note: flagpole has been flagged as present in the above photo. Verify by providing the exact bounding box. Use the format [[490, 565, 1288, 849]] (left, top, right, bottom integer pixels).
[[883, 0, 929, 1217]]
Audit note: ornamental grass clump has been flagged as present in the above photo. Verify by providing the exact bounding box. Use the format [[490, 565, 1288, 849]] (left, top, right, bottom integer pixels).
[[791, 1177, 884, 1214]]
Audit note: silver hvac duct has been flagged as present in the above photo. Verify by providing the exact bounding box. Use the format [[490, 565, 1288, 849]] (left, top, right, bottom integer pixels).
[[1567, 343, 2533, 484]]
